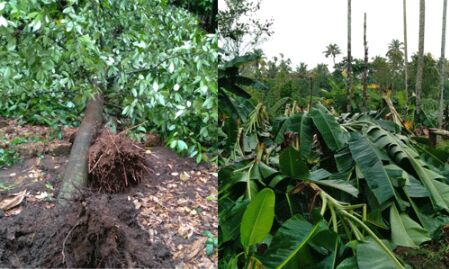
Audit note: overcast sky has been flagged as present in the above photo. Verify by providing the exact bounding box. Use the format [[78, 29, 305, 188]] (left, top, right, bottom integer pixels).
[[220, 0, 447, 69]]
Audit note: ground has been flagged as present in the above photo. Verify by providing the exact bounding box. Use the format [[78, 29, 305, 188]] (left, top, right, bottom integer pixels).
[[0, 118, 218, 268]]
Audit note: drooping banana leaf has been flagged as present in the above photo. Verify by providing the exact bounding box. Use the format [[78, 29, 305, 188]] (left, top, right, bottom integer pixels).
[[403, 175, 429, 198], [403, 148, 449, 212], [240, 188, 275, 252], [336, 257, 358, 269], [308, 169, 359, 197], [356, 237, 402, 269], [348, 133, 396, 205], [364, 125, 449, 211], [279, 146, 309, 179], [258, 215, 322, 269], [219, 197, 250, 243], [307, 229, 341, 269], [389, 204, 430, 248], [310, 104, 348, 152], [334, 146, 354, 172]]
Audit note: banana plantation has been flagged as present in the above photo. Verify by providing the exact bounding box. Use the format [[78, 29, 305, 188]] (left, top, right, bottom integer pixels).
[[219, 0, 449, 268]]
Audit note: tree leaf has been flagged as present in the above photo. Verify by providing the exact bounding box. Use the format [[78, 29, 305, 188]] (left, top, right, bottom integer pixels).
[[219, 198, 249, 243], [390, 204, 430, 248], [279, 147, 309, 179], [336, 257, 358, 269], [240, 188, 275, 251], [349, 133, 396, 205], [310, 104, 348, 151], [357, 237, 401, 269], [258, 215, 321, 269], [310, 179, 359, 197], [299, 112, 314, 160], [307, 229, 341, 269], [404, 148, 449, 211]]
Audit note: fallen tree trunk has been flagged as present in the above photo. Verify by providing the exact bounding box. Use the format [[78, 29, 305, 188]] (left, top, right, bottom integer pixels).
[[429, 128, 449, 147], [430, 128, 449, 138], [58, 94, 104, 206]]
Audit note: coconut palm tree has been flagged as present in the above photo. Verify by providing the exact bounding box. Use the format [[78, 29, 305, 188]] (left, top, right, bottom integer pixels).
[[439, 0, 448, 128], [387, 39, 404, 93], [387, 39, 404, 65], [403, 0, 409, 101], [347, 0, 352, 113], [415, 0, 425, 123], [323, 43, 341, 66]]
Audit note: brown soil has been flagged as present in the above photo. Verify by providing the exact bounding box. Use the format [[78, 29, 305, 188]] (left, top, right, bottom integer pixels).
[[0, 195, 172, 268], [0, 120, 218, 268]]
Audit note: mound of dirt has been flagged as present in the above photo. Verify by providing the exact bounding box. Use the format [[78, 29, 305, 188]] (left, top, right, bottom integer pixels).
[[88, 131, 151, 193], [0, 195, 173, 268]]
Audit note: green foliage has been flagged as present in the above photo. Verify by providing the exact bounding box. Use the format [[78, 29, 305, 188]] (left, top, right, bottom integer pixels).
[[219, 103, 449, 268], [170, 0, 217, 33], [279, 147, 308, 179], [409, 53, 440, 99], [203, 230, 218, 256], [0, 0, 217, 160], [357, 237, 399, 269], [218, 0, 273, 57], [0, 147, 19, 168], [218, 52, 269, 163], [0, 182, 16, 191], [257, 215, 322, 269], [240, 188, 275, 252]]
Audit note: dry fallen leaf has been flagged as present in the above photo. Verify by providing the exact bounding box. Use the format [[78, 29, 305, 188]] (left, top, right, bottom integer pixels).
[[5, 206, 23, 216], [186, 237, 207, 261], [0, 190, 27, 211], [35, 191, 50, 200], [180, 171, 190, 181], [133, 199, 142, 210], [177, 224, 194, 239]]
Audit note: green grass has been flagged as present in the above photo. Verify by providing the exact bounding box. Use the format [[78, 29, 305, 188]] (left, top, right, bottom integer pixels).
[[0, 182, 16, 191], [0, 148, 20, 168]]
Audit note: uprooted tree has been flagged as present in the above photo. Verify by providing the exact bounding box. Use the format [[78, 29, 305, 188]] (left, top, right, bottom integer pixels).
[[0, 0, 217, 205]]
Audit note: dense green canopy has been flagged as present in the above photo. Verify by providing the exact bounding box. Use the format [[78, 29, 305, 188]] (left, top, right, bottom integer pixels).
[[0, 0, 217, 160]]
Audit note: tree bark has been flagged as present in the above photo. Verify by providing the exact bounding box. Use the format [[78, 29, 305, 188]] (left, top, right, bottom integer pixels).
[[347, 0, 353, 113], [58, 94, 104, 206], [363, 13, 369, 112], [415, 0, 425, 124], [309, 77, 313, 110], [439, 0, 448, 128], [403, 0, 409, 101], [430, 128, 449, 137]]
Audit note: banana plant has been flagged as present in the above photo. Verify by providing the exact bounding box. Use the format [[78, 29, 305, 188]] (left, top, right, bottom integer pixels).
[[219, 103, 449, 268]]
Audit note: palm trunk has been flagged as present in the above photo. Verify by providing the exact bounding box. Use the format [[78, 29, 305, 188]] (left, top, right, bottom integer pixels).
[[403, 0, 409, 102], [439, 0, 448, 128], [415, 0, 425, 123], [347, 0, 352, 113], [309, 77, 313, 110], [363, 13, 369, 112]]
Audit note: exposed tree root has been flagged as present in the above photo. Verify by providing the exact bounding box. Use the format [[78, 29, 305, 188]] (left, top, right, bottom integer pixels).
[[88, 130, 152, 193]]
